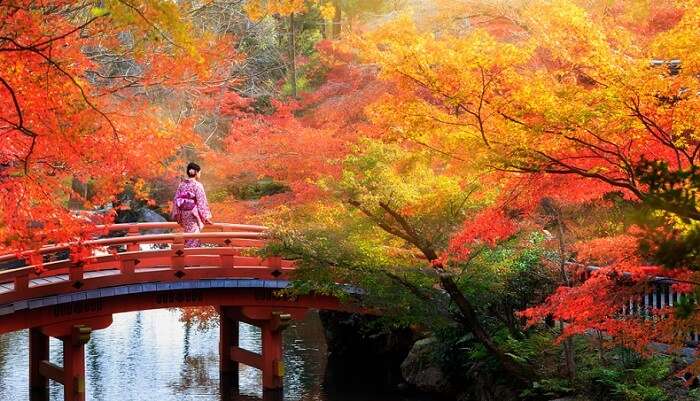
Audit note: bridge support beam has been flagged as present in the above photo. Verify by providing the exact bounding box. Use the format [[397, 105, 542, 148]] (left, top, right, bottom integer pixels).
[[220, 306, 300, 397], [29, 328, 49, 401], [219, 307, 239, 400], [29, 315, 111, 401], [61, 325, 90, 401], [260, 314, 288, 391]]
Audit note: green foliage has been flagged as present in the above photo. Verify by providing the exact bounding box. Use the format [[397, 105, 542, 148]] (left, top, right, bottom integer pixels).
[[283, 75, 310, 95], [330, 139, 480, 251], [210, 176, 290, 202], [90, 6, 110, 17], [628, 160, 700, 270], [580, 349, 671, 401], [232, 178, 290, 200], [636, 160, 700, 221], [262, 217, 450, 327], [674, 293, 697, 319], [688, 388, 700, 400], [520, 378, 575, 399], [455, 234, 554, 335]]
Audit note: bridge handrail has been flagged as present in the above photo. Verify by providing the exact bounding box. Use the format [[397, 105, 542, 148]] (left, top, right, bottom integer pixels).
[[0, 244, 275, 281], [93, 222, 268, 232], [0, 230, 270, 279], [0, 226, 287, 302], [0, 222, 269, 263]]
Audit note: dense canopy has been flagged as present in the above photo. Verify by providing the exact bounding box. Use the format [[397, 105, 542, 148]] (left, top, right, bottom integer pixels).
[[6, 0, 700, 397]]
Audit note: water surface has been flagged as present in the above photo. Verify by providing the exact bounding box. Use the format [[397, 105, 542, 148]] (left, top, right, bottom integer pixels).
[[0, 309, 425, 401]]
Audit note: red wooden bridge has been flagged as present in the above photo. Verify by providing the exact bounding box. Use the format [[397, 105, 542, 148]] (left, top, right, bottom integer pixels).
[[0, 222, 352, 401]]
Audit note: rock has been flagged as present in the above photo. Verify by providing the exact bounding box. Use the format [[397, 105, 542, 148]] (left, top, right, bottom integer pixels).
[[319, 311, 416, 392], [137, 207, 167, 224], [457, 361, 520, 401], [115, 207, 169, 234], [136, 208, 169, 234], [401, 337, 455, 395]]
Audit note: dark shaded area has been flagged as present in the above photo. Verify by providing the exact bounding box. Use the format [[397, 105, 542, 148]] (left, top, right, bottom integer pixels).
[[319, 311, 416, 393]]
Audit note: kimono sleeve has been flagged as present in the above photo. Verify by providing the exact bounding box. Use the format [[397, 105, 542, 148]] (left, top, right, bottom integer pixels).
[[170, 184, 181, 221], [195, 182, 212, 220]]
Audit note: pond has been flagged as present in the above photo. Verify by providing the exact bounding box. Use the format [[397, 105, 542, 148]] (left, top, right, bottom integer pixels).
[[0, 309, 427, 401]]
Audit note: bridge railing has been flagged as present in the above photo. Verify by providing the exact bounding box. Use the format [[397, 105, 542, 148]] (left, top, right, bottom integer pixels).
[[0, 223, 268, 264], [572, 263, 700, 345], [0, 223, 293, 306]]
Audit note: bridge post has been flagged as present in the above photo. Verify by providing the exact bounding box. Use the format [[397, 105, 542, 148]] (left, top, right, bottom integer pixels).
[[172, 234, 185, 270], [223, 306, 296, 396], [219, 307, 239, 398], [261, 312, 291, 392], [29, 328, 49, 401], [61, 324, 91, 401], [126, 226, 140, 252]]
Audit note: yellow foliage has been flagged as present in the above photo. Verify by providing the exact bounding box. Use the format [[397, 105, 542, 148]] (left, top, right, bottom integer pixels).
[[243, 0, 335, 20], [319, 2, 336, 20], [243, 0, 325, 19], [353, 0, 700, 199]]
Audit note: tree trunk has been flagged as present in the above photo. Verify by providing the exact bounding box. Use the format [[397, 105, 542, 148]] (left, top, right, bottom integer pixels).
[[548, 199, 576, 382], [332, 0, 341, 38], [349, 200, 533, 385], [289, 13, 297, 98], [422, 249, 532, 383], [437, 271, 533, 384]]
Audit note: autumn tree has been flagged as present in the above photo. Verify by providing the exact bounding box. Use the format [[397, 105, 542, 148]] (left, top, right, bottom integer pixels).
[[242, 0, 337, 97], [352, 0, 700, 353], [0, 0, 237, 250], [208, 0, 700, 384], [260, 138, 552, 382]]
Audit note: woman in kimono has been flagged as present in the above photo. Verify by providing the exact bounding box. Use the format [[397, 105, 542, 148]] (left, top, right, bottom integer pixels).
[[171, 162, 212, 247]]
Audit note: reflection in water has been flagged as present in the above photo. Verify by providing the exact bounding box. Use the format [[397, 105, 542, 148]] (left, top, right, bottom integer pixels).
[[169, 354, 218, 394], [0, 309, 427, 401]]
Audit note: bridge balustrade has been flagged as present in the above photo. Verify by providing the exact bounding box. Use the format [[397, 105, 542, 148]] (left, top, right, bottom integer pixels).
[[575, 264, 700, 345]]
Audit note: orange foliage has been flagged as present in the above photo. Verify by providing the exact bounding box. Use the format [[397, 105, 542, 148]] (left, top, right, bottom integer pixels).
[[446, 208, 518, 260], [0, 1, 237, 251], [205, 42, 386, 211]]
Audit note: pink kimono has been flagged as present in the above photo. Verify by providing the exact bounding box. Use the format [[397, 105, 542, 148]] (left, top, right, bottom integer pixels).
[[171, 178, 212, 247]]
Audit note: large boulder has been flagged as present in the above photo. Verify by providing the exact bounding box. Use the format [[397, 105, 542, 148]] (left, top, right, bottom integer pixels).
[[402, 337, 520, 401], [115, 206, 169, 234], [137, 207, 167, 224], [401, 337, 455, 395]]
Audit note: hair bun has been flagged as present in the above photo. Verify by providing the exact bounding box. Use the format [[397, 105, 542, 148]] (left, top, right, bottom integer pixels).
[[188, 169, 196, 175]]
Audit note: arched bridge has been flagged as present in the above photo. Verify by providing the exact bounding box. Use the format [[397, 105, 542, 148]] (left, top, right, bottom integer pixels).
[[0, 222, 353, 401]]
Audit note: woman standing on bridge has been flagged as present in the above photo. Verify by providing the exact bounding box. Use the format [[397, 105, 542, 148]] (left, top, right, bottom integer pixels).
[[171, 162, 213, 247]]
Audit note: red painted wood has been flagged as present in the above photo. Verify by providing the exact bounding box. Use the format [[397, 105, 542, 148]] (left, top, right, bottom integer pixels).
[[0, 223, 361, 401], [230, 346, 263, 370], [261, 322, 284, 390], [62, 326, 90, 401], [238, 306, 308, 322], [0, 289, 348, 335], [0, 266, 297, 305], [41, 316, 113, 338], [29, 328, 49, 401], [38, 361, 63, 384], [15, 274, 29, 295], [0, 228, 267, 264], [126, 227, 140, 252], [220, 310, 239, 374]]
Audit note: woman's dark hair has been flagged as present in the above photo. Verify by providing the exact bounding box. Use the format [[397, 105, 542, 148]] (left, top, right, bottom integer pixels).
[[186, 162, 201, 178]]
